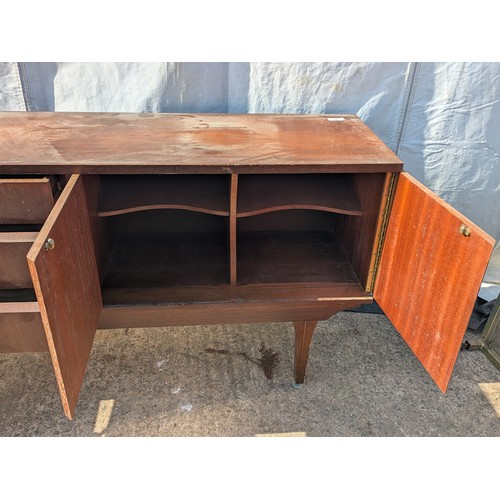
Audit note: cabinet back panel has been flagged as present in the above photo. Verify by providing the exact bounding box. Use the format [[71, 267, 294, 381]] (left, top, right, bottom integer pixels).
[[103, 232, 229, 288], [237, 173, 362, 217], [83, 175, 112, 284], [237, 210, 338, 232], [237, 230, 358, 285], [107, 209, 228, 234], [97, 174, 231, 217]]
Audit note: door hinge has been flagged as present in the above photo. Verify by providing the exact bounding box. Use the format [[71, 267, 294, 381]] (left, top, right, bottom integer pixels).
[[368, 172, 398, 293]]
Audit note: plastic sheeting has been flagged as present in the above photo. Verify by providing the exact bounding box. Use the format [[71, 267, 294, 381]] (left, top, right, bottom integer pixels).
[[1, 62, 498, 295]]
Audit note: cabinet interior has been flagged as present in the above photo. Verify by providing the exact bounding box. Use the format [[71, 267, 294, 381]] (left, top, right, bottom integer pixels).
[[92, 173, 388, 304], [103, 210, 229, 288], [0, 223, 42, 304], [0, 172, 389, 306]]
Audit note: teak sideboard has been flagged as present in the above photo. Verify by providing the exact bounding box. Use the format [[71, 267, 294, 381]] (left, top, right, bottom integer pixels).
[[0, 112, 495, 419]]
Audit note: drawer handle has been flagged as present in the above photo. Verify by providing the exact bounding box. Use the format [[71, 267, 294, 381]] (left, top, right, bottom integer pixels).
[[44, 237, 55, 250]]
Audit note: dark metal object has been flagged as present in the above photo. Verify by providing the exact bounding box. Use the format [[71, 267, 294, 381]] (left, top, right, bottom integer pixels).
[[465, 292, 500, 371]]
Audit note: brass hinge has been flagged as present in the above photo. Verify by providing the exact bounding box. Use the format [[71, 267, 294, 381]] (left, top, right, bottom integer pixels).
[[368, 172, 398, 293]]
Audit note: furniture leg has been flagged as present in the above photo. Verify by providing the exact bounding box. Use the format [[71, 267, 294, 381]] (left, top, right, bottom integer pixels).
[[293, 320, 318, 388]]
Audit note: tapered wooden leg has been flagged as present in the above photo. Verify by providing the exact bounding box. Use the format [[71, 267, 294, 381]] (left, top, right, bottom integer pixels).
[[293, 320, 318, 387]]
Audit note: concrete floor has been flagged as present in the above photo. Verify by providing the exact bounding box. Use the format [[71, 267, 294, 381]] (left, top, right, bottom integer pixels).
[[1, 311, 499, 437]]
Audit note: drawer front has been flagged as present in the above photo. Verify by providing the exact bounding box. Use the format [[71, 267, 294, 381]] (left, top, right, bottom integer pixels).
[[0, 232, 37, 288], [0, 178, 55, 224], [0, 302, 48, 352]]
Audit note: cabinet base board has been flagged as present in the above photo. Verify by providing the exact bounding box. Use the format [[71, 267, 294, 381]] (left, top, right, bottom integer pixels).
[[99, 293, 372, 330]]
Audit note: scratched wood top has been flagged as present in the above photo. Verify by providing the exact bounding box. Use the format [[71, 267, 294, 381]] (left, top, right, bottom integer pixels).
[[0, 112, 402, 173]]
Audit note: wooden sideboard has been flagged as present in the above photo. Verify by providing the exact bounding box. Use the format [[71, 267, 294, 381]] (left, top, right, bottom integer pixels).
[[0, 112, 495, 419]]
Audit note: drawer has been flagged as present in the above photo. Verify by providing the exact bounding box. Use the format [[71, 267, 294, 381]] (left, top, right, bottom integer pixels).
[[0, 177, 55, 224], [0, 232, 37, 288], [0, 300, 48, 353]]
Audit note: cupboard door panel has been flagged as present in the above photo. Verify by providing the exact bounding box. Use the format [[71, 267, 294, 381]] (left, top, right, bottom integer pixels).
[[374, 173, 495, 392], [27, 174, 102, 419]]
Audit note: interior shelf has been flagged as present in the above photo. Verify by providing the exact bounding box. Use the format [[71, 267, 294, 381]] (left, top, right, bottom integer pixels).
[[97, 173, 368, 296], [237, 230, 359, 285], [102, 281, 369, 306], [237, 174, 362, 217], [103, 232, 229, 288], [97, 175, 230, 217]]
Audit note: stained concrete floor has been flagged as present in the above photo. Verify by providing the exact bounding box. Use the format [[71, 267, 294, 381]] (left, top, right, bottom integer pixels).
[[1, 311, 499, 437]]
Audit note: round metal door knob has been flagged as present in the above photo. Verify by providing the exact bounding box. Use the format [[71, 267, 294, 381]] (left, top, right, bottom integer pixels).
[[44, 237, 55, 250], [459, 224, 471, 237]]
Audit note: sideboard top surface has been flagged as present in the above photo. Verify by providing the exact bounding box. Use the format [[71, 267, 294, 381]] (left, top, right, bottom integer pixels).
[[0, 112, 402, 173]]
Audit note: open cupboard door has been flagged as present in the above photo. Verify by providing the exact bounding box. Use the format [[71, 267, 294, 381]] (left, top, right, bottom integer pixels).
[[374, 173, 495, 392], [27, 174, 102, 419]]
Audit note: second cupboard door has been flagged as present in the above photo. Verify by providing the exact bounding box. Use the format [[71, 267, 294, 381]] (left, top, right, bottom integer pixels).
[[374, 173, 494, 392], [27, 174, 102, 419]]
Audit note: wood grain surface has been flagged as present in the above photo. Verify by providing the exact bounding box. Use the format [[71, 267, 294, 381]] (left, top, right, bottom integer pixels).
[[0, 232, 37, 288], [237, 231, 358, 284], [229, 174, 238, 284], [237, 174, 362, 217], [27, 174, 102, 419], [334, 173, 389, 290], [0, 113, 403, 173], [102, 282, 371, 305], [82, 175, 112, 283], [99, 293, 372, 329], [0, 302, 48, 352], [374, 173, 495, 392], [294, 320, 319, 384], [5, 111, 494, 413], [0, 178, 54, 223], [104, 232, 229, 288], [97, 174, 231, 216]]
